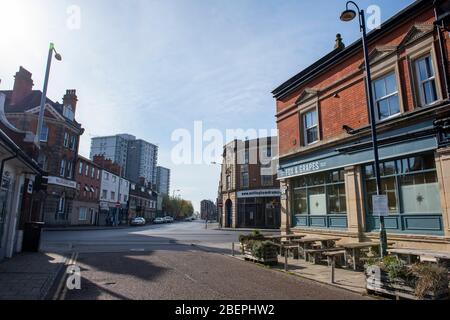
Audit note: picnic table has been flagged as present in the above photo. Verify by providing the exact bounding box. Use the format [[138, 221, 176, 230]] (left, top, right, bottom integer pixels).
[[341, 241, 395, 270], [292, 237, 342, 261], [388, 248, 450, 267], [265, 234, 306, 245]]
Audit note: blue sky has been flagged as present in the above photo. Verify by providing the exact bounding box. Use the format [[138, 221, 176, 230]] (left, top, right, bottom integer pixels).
[[0, 0, 413, 211]]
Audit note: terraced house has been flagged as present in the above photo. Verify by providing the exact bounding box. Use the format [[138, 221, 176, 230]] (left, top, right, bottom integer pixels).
[[273, 0, 450, 250]]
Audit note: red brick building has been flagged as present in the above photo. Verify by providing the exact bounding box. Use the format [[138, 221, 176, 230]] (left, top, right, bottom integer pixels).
[[73, 156, 101, 226], [219, 137, 281, 229], [273, 0, 450, 250], [1, 67, 84, 226]]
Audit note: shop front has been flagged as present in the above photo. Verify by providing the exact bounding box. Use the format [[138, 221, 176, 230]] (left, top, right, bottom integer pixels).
[[279, 120, 450, 249], [236, 189, 281, 229]]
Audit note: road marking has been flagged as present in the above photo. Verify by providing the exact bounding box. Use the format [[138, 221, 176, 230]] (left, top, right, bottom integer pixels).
[[184, 274, 197, 283], [53, 252, 76, 300], [130, 248, 145, 252], [56, 252, 79, 300]]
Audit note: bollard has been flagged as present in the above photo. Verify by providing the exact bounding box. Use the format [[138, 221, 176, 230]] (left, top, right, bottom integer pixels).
[[330, 258, 336, 284], [232, 243, 235, 257], [284, 252, 288, 272]]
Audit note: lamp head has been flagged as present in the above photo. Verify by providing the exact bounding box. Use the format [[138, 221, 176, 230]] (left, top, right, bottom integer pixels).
[[54, 53, 62, 61], [340, 9, 357, 22]]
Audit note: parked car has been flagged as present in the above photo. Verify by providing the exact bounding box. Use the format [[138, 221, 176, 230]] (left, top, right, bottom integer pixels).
[[184, 217, 193, 222], [164, 216, 174, 223], [154, 217, 165, 224], [130, 217, 146, 226]]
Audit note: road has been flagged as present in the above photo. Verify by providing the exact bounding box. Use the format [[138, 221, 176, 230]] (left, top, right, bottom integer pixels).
[[41, 221, 368, 300]]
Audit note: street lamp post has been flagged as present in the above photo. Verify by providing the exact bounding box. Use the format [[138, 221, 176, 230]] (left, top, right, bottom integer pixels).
[[36, 43, 62, 149], [340, 1, 388, 257]]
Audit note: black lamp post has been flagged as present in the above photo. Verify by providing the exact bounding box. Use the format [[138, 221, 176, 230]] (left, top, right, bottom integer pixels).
[[340, 1, 388, 257]]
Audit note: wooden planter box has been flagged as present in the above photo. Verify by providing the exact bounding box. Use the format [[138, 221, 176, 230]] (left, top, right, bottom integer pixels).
[[366, 266, 449, 300], [241, 244, 278, 266]]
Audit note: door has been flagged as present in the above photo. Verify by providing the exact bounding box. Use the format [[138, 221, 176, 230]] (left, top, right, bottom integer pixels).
[[225, 200, 233, 228]]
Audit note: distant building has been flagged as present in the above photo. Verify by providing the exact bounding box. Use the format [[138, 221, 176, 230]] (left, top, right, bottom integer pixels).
[[126, 139, 158, 186], [90, 134, 135, 175], [73, 156, 101, 226], [93, 155, 130, 226], [129, 181, 158, 222], [219, 137, 280, 229], [156, 166, 170, 195], [201, 200, 217, 221]]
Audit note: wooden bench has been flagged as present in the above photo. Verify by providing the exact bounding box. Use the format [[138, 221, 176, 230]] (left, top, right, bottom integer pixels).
[[304, 248, 343, 264], [323, 250, 346, 267], [281, 244, 300, 259]]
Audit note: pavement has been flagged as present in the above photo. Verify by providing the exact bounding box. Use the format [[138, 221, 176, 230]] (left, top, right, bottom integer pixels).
[[0, 252, 68, 300], [0, 221, 371, 300]]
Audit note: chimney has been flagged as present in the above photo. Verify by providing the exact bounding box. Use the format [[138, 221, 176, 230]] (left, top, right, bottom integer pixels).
[[334, 34, 345, 50], [63, 89, 78, 113], [11, 67, 34, 105]]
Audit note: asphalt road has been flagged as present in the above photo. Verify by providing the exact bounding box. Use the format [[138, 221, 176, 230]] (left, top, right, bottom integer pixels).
[[42, 221, 369, 300]]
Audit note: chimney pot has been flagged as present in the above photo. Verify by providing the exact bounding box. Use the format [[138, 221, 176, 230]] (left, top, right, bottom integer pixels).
[[334, 34, 345, 50]]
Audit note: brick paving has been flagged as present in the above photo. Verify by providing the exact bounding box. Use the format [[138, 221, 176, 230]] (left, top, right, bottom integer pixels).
[[0, 253, 67, 300]]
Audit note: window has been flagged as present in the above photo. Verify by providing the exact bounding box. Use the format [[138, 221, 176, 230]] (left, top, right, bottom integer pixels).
[[56, 195, 67, 220], [70, 136, 77, 151], [124, 195, 128, 203], [244, 148, 250, 164], [226, 175, 231, 190], [60, 159, 66, 177], [292, 170, 346, 218], [111, 191, 116, 201], [261, 175, 273, 187], [102, 190, 107, 199], [63, 132, 69, 148], [79, 207, 87, 221], [241, 172, 249, 189], [91, 168, 95, 178], [97, 170, 100, 180], [415, 55, 438, 106], [67, 162, 73, 179], [113, 176, 117, 183], [373, 72, 400, 120], [104, 172, 109, 180], [85, 164, 89, 176], [63, 105, 74, 121], [40, 124, 49, 142], [364, 153, 440, 217], [303, 110, 319, 145], [79, 162, 83, 175]]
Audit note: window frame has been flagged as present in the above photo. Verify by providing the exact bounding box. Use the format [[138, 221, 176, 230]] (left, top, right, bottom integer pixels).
[[40, 124, 49, 142], [405, 34, 443, 109], [372, 71, 401, 121], [292, 169, 347, 217], [414, 54, 439, 107], [301, 107, 320, 146], [60, 159, 66, 177], [63, 132, 69, 148]]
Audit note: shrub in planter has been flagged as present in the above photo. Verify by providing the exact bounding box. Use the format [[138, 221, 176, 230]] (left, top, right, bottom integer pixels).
[[251, 241, 278, 260], [409, 263, 449, 299], [366, 256, 449, 299]]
